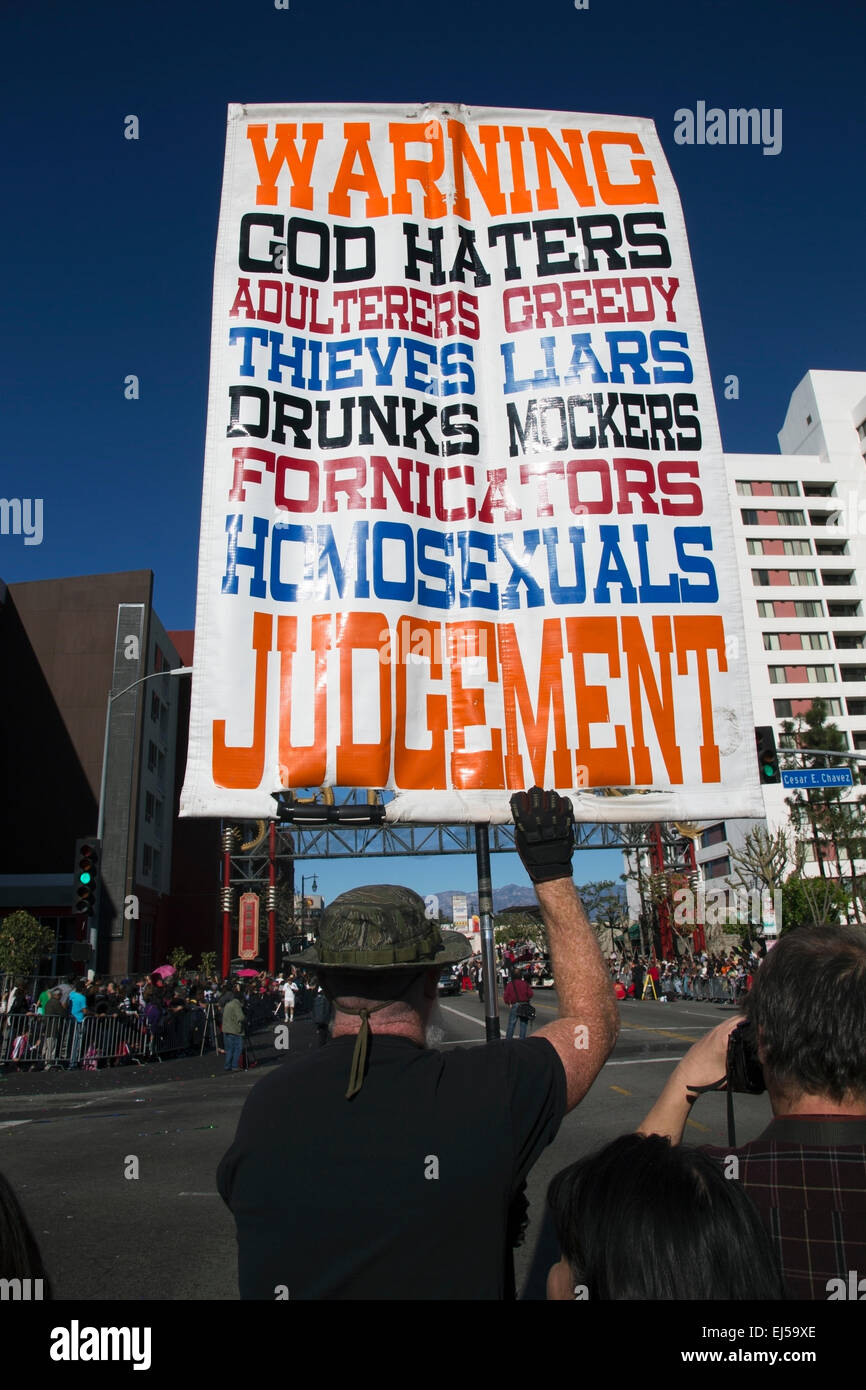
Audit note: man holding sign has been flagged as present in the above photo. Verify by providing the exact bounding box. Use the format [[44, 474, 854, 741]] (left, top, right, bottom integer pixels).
[[217, 787, 618, 1300]]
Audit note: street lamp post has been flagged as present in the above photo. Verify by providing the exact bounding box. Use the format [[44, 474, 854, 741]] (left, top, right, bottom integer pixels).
[[94, 665, 193, 958], [299, 873, 318, 947]]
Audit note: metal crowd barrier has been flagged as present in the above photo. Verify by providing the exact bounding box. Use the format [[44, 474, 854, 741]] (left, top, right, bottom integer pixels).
[[0, 1012, 154, 1069], [1, 994, 280, 1070]]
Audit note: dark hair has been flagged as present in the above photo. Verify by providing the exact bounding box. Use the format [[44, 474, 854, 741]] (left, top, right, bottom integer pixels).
[[548, 1134, 785, 1300], [745, 925, 866, 1103], [0, 1170, 52, 1295]]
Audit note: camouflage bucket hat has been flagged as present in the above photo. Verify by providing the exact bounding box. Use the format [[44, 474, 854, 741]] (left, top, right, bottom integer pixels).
[[285, 884, 473, 970]]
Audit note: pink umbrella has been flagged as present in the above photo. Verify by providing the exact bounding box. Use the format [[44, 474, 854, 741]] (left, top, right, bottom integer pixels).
[[151, 964, 176, 979], [236, 968, 259, 978]]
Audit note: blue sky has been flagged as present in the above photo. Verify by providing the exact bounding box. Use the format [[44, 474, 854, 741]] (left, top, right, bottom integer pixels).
[[2, 0, 863, 903]]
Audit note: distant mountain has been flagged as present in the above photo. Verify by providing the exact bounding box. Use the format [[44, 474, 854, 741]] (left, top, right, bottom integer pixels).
[[436, 883, 539, 918], [436, 879, 627, 920]]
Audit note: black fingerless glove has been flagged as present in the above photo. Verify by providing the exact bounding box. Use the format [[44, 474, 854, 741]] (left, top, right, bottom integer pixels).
[[510, 786, 575, 884]]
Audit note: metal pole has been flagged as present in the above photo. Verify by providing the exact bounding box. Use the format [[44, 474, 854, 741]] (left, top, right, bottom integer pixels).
[[267, 820, 276, 976], [474, 824, 500, 1042], [96, 691, 112, 844]]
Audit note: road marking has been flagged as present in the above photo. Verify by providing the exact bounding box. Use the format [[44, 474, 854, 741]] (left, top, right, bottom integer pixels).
[[178, 1192, 220, 1197], [605, 1056, 686, 1066], [676, 1009, 740, 1021], [619, 1022, 703, 1043], [0, 1120, 31, 1129], [439, 1004, 487, 1030], [610, 1085, 631, 1096], [686, 1118, 711, 1133]]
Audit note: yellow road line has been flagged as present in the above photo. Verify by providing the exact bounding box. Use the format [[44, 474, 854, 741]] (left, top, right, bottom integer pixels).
[[686, 1118, 711, 1133], [619, 1022, 702, 1043], [610, 1085, 632, 1096]]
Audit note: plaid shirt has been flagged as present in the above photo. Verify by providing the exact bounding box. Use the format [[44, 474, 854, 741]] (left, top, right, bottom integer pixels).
[[704, 1115, 866, 1300]]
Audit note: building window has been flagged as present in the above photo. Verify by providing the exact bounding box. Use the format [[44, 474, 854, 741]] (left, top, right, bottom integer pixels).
[[741, 508, 805, 527], [757, 600, 823, 618], [701, 823, 726, 848], [157, 751, 165, 784], [763, 632, 829, 651], [142, 844, 153, 876], [145, 791, 155, 823], [803, 483, 836, 497], [775, 697, 839, 717], [821, 571, 855, 586], [857, 419, 866, 441], [147, 741, 157, 772], [150, 691, 161, 723], [847, 699, 866, 717], [828, 602, 862, 617], [736, 481, 799, 498], [752, 570, 817, 587], [703, 855, 731, 880], [768, 665, 835, 684], [834, 633, 866, 650]]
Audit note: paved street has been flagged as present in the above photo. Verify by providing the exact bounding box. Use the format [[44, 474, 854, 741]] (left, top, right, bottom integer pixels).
[[0, 994, 772, 1301]]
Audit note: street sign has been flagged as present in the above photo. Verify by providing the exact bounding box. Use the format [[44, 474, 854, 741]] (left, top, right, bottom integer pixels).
[[781, 768, 854, 789]]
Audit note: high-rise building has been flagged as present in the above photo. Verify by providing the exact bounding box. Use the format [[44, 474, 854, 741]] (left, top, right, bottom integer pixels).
[[624, 369, 866, 936], [0, 571, 188, 975]]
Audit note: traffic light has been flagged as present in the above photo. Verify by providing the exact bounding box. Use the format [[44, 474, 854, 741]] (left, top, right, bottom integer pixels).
[[755, 726, 781, 785], [73, 837, 102, 915]]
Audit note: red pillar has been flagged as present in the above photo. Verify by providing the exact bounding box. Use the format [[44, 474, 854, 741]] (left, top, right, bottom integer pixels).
[[222, 826, 233, 979], [689, 838, 706, 953], [268, 819, 277, 976], [650, 823, 673, 960]]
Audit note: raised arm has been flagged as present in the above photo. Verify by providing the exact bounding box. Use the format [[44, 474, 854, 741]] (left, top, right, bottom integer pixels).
[[511, 788, 619, 1110]]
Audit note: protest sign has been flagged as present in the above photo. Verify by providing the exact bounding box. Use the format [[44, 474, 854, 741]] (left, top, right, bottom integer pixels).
[[180, 102, 763, 824]]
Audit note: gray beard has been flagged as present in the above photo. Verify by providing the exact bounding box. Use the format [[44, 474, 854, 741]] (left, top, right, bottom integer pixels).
[[425, 999, 448, 1047]]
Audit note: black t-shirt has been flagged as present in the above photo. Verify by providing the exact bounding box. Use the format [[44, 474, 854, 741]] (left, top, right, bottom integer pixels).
[[217, 1034, 566, 1300]]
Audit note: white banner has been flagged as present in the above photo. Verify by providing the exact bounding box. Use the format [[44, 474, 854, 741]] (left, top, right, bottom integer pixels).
[[180, 102, 763, 824]]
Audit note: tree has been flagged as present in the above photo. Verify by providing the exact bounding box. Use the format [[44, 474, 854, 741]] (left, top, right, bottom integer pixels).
[[725, 825, 791, 937], [619, 825, 655, 955], [781, 699, 866, 921], [780, 870, 849, 932], [198, 950, 217, 980], [0, 910, 55, 978], [494, 906, 546, 953], [168, 946, 193, 977], [576, 880, 628, 953]]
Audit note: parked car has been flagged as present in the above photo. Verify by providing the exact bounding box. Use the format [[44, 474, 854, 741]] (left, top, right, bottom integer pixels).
[[437, 969, 461, 997]]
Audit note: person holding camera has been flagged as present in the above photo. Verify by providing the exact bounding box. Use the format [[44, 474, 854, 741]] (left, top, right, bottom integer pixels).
[[638, 924, 866, 1299]]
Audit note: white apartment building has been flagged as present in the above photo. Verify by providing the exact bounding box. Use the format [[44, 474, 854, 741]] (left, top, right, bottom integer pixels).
[[625, 369, 866, 927], [701, 368, 866, 888]]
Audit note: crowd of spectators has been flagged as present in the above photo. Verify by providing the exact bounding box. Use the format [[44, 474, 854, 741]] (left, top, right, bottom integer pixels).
[[609, 948, 761, 1003], [0, 968, 300, 1070]]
